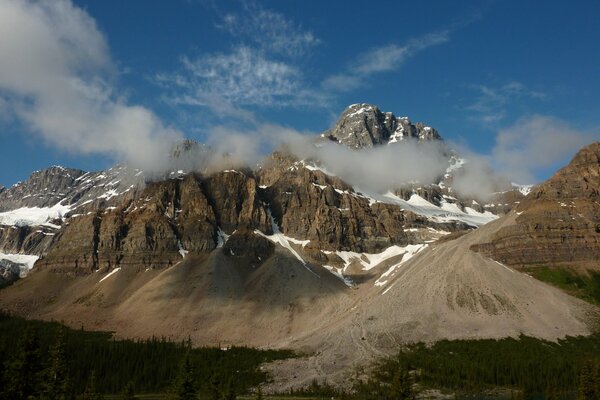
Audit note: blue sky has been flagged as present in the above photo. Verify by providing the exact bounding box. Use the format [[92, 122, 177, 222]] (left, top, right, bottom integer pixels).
[[0, 0, 599, 187]]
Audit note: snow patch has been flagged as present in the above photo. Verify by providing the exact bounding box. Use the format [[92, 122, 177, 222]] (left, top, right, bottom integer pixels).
[[254, 210, 316, 276], [0, 201, 71, 227], [512, 183, 534, 196], [0, 252, 39, 277], [177, 241, 188, 258], [99, 267, 121, 283], [216, 228, 230, 248], [375, 244, 428, 287], [323, 265, 354, 287]]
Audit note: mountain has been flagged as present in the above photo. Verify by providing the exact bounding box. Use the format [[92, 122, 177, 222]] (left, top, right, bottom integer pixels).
[[473, 142, 600, 271], [323, 103, 441, 148], [0, 105, 597, 389]]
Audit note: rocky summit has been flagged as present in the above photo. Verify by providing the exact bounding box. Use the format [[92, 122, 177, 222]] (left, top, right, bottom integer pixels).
[[323, 103, 441, 148], [0, 104, 598, 389]]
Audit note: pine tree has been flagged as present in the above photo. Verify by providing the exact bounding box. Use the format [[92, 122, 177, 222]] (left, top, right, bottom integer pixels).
[[595, 360, 600, 400], [120, 381, 136, 400], [578, 360, 596, 400], [6, 326, 44, 399], [80, 371, 103, 400], [388, 368, 414, 400], [208, 376, 222, 400], [222, 378, 236, 400], [172, 351, 197, 400], [43, 327, 72, 400]]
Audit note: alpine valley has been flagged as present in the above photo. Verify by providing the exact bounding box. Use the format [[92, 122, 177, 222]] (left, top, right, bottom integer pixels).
[[1, 104, 599, 389]]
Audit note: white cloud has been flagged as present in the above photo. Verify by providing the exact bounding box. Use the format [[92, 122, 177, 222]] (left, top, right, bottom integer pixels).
[[322, 30, 450, 93], [465, 81, 547, 125], [0, 0, 182, 172], [197, 122, 450, 192], [217, 2, 319, 58], [157, 45, 331, 116], [491, 115, 599, 183], [173, 46, 301, 107]]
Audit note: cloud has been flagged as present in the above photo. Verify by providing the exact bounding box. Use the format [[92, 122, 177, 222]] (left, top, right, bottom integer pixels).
[[216, 1, 319, 58], [448, 145, 511, 201], [490, 115, 599, 183], [322, 30, 450, 93], [0, 0, 182, 172], [465, 81, 547, 125], [160, 46, 302, 108], [193, 121, 450, 193], [157, 2, 325, 116]]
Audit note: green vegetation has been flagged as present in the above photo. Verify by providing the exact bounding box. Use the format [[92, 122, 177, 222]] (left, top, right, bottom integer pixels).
[[526, 267, 600, 305], [2, 312, 600, 399], [349, 334, 600, 399], [0, 312, 293, 399]]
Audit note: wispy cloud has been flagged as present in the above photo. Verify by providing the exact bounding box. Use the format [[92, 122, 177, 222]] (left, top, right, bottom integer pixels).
[[217, 1, 319, 58], [322, 31, 450, 93], [161, 47, 301, 107], [157, 2, 324, 118], [465, 81, 547, 124]]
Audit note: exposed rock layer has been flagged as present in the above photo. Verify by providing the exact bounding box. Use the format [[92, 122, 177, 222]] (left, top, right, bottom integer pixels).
[[473, 142, 600, 270]]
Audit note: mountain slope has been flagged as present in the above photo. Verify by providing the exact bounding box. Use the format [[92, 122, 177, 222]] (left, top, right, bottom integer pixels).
[[473, 142, 600, 271], [0, 105, 598, 389]]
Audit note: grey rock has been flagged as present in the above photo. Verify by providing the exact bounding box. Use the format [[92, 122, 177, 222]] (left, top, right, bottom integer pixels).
[[323, 103, 441, 148], [0, 259, 22, 288]]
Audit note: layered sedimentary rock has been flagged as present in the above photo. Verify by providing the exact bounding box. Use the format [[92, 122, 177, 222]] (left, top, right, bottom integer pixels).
[[472, 142, 600, 270], [0, 104, 526, 281]]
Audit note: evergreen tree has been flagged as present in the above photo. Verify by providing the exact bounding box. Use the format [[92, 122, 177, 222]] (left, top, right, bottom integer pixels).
[[595, 360, 600, 399], [388, 368, 414, 400], [80, 371, 103, 400], [43, 327, 72, 400], [6, 326, 44, 399], [578, 360, 596, 400], [0, 351, 6, 400], [172, 351, 197, 400], [120, 381, 136, 400], [208, 376, 222, 400], [222, 378, 236, 400]]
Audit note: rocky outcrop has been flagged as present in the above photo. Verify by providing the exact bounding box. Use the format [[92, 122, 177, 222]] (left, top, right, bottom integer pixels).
[[323, 103, 441, 148], [472, 142, 600, 271], [0, 225, 56, 255], [0, 165, 145, 214], [0, 259, 21, 288], [37, 172, 272, 274], [257, 153, 469, 255]]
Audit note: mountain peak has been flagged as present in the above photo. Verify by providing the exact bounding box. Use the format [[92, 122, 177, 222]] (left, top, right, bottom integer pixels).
[[323, 104, 442, 148]]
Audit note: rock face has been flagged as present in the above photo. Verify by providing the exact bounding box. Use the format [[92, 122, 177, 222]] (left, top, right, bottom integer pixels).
[[0, 259, 21, 288], [473, 142, 600, 271], [38, 171, 274, 273], [0, 104, 523, 284], [0, 165, 144, 212], [323, 103, 441, 148]]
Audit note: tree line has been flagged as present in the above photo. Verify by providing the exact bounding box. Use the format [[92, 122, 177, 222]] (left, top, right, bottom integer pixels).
[[1, 311, 599, 399], [0, 312, 292, 399]]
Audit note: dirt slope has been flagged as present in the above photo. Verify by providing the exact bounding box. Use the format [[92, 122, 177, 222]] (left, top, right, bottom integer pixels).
[[0, 212, 597, 390], [263, 212, 598, 389]]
